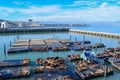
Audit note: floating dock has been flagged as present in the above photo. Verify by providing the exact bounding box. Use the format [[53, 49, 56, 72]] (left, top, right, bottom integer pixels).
[[8, 38, 72, 53], [0, 59, 30, 68], [35, 57, 68, 73], [0, 67, 30, 79], [8, 46, 30, 53], [66, 54, 81, 61], [34, 72, 76, 80], [69, 29, 120, 38], [73, 60, 113, 80]]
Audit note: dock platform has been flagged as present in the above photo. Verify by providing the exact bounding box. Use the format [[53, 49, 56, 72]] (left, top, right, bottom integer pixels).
[[0, 59, 30, 68], [8, 46, 30, 53], [0, 67, 30, 79], [34, 71, 76, 80]]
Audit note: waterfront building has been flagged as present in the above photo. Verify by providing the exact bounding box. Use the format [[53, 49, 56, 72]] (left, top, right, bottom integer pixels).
[[0, 21, 8, 28]]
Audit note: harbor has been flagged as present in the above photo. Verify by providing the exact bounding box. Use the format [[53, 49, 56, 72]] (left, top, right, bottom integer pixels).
[[0, 0, 120, 79], [0, 30, 120, 80]]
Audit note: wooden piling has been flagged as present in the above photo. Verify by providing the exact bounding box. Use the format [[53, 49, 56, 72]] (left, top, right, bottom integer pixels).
[[104, 65, 107, 78], [53, 34, 54, 39], [83, 35, 85, 42], [29, 39, 31, 47], [83, 35, 85, 47], [17, 35, 20, 40], [4, 44, 6, 60], [10, 41, 12, 47], [100, 37, 102, 44], [4, 44, 6, 55], [70, 35, 71, 41], [14, 38, 15, 42], [75, 37, 77, 42]]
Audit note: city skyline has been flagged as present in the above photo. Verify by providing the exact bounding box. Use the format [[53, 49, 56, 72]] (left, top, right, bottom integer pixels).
[[0, 0, 120, 22]]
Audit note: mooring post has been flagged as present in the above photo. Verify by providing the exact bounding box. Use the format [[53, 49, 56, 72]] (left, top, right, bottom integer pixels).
[[4, 44, 6, 55], [83, 35, 85, 42], [83, 35, 85, 47], [100, 37, 102, 44], [75, 37, 77, 42], [17, 35, 20, 40], [55, 36, 57, 40], [114, 49, 117, 59], [58, 36, 59, 40], [56, 36, 58, 40], [53, 34, 55, 39], [14, 38, 15, 42], [29, 39, 31, 48], [118, 40, 120, 47], [95, 45, 98, 56], [4, 44, 6, 60], [104, 65, 107, 78], [70, 35, 71, 41], [10, 40, 11, 47], [95, 46, 98, 53]]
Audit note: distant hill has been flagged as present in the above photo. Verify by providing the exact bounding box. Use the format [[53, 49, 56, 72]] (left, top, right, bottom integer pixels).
[[0, 19, 5, 22]]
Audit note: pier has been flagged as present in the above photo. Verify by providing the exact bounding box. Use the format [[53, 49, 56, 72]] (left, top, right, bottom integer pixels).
[[69, 29, 120, 39], [0, 28, 69, 34]]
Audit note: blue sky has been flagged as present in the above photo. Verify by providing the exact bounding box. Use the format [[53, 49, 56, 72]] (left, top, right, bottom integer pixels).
[[0, 0, 120, 22]]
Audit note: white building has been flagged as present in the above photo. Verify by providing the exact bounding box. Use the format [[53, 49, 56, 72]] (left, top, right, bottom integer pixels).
[[0, 21, 8, 28], [18, 22, 22, 27]]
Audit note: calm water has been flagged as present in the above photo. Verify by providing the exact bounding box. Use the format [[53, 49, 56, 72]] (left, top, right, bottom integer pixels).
[[72, 22, 120, 34], [0, 22, 120, 80]]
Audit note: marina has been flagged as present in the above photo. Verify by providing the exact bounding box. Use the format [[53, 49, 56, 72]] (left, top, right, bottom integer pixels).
[[0, 27, 120, 80], [0, 0, 120, 79]]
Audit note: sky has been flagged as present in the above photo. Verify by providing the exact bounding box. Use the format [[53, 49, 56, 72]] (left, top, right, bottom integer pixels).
[[0, 0, 120, 22]]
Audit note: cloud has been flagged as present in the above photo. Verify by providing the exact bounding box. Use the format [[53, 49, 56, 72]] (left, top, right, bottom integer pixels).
[[0, 1, 120, 22], [13, 1, 32, 6], [100, 2, 108, 8], [13, 1, 25, 5], [66, 0, 99, 7], [19, 2, 120, 22], [17, 5, 61, 14], [0, 7, 15, 16]]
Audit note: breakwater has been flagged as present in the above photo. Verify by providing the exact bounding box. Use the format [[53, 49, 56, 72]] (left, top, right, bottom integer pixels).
[[69, 29, 120, 39]]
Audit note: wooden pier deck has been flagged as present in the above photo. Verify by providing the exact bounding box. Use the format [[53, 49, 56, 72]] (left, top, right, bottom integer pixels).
[[69, 29, 120, 38]]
